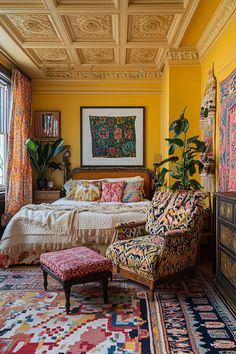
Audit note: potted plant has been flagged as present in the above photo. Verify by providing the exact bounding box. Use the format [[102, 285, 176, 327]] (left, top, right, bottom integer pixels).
[[25, 138, 65, 190], [154, 108, 207, 191]]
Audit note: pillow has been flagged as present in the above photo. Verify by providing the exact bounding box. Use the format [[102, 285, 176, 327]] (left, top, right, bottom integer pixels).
[[65, 180, 79, 200], [122, 180, 144, 203], [65, 180, 101, 201], [74, 181, 102, 201], [100, 181, 125, 202]]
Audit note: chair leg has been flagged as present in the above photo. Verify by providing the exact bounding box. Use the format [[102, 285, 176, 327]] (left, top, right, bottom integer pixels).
[[149, 281, 156, 301]]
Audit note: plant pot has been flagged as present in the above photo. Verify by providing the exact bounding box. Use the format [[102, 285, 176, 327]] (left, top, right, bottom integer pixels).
[[37, 178, 47, 190]]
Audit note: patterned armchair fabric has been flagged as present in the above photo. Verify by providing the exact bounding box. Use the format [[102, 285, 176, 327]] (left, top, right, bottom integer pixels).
[[106, 191, 205, 293]]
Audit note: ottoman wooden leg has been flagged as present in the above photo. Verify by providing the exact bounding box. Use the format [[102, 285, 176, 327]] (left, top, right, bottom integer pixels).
[[64, 283, 71, 314], [102, 277, 108, 304], [42, 270, 48, 291]]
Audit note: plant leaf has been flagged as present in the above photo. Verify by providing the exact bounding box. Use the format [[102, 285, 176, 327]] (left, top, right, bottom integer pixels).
[[189, 179, 203, 190], [165, 138, 184, 147]]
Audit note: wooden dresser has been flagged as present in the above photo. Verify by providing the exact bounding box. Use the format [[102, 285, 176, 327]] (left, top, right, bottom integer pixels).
[[214, 192, 236, 310], [33, 190, 61, 204]]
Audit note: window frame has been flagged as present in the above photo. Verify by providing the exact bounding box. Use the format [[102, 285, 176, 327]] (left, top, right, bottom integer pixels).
[[0, 65, 11, 192]]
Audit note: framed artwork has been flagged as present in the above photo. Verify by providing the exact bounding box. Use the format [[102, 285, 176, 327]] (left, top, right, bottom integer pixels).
[[34, 111, 60, 139], [80, 106, 145, 167]]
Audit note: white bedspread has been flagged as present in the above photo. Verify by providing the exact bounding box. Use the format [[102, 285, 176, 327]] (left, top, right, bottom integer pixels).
[[0, 198, 150, 265]]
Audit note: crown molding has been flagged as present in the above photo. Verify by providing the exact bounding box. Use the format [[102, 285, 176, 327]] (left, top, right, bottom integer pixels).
[[32, 78, 162, 94], [43, 69, 162, 80], [166, 47, 199, 65], [197, 0, 236, 58]]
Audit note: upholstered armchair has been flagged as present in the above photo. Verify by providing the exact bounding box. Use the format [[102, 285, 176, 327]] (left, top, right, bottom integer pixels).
[[106, 191, 206, 299]]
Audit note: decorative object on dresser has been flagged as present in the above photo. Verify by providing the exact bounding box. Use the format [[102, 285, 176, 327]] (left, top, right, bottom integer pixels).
[[33, 190, 61, 204], [214, 192, 236, 312], [80, 106, 145, 167], [34, 111, 60, 139]]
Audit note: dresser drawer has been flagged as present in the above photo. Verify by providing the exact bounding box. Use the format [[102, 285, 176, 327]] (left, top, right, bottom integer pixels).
[[220, 249, 236, 290], [219, 199, 234, 223], [220, 223, 236, 257]]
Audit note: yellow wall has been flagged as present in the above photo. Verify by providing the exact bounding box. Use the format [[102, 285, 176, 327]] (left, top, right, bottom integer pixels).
[[200, 17, 236, 184], [32, 90, 161, 187], [159, 64, 201, 185]]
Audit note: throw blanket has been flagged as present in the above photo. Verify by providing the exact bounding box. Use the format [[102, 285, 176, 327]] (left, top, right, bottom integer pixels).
[[0, 203, 149, 266]]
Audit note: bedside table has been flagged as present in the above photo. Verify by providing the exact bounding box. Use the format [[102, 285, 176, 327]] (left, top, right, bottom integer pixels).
[[33, 190, 61, 204]]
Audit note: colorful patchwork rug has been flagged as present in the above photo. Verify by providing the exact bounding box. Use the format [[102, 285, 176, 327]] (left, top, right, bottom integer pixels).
[[0, 270, 235, 353]]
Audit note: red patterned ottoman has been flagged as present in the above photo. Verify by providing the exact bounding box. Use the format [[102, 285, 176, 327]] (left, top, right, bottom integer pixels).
[[40, 247, 112, 314]]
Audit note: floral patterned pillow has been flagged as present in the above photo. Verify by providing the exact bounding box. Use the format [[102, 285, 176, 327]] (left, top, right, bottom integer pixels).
[[74, 181, 102, 201], [122, 180, 144, 203], [65, 180, 79, 200], [100, 181, 125, 202], [65, 180, 101, 201]]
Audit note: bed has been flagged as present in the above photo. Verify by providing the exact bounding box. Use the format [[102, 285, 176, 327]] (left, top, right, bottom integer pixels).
[[0, 167, 152, 267]]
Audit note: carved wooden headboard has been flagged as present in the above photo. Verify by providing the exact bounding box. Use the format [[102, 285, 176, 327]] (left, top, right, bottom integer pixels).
[[70, 167, 153, 200]]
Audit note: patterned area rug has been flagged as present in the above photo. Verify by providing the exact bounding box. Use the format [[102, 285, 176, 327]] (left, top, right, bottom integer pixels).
[[0, 270, 235, 353]]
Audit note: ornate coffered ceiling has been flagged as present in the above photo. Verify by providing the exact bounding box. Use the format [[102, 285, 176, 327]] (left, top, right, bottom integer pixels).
[[0, 0, 201, 81]]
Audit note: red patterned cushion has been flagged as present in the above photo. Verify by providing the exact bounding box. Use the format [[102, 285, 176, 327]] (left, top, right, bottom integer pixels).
[[100, 181, 125, 202], [40, 247, 112, 281]]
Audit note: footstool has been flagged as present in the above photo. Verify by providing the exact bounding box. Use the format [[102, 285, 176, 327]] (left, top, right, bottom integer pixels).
[[40, 246, 112, 314]]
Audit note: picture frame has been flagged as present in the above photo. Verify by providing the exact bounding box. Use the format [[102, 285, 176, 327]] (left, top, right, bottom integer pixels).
[[80, 106, 145, 167], [34, 111, 60, 139]]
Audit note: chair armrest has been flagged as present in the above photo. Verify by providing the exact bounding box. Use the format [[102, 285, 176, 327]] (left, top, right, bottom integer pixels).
[[112, 221, 147, 242], [164, 229, 192, 237]]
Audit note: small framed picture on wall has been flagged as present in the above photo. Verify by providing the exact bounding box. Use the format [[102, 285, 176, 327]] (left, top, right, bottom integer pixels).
[[34, 111, 60, 139]]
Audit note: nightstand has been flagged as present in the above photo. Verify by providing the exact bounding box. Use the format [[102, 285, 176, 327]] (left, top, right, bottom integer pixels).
[[33, 190, 61, 204]]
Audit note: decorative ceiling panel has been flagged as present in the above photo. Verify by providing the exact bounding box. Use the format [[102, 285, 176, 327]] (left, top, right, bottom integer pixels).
[[126, 48, 158, 64], [30, 48, 69, 64], [63, 14, 114, 41], [3, 14, 60, 41], [128, 14, 174, 41], [0, 0, 201, 80], [77, 48, 116, 64]]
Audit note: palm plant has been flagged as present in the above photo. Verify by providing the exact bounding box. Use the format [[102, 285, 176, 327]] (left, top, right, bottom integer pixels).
[[25, 138, 65, 189], [155, 109, 207, 191]]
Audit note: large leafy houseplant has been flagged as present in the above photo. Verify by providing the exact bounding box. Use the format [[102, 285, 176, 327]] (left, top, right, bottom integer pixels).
[[155, 109, 207, 191], [25, 138, 65, 190]]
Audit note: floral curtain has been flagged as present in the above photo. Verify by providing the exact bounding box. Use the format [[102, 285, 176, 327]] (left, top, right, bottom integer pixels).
[[3, 69, 32, 224]]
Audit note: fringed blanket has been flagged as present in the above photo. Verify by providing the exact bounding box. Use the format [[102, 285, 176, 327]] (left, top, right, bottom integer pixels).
[[0, 202, 149, 267]]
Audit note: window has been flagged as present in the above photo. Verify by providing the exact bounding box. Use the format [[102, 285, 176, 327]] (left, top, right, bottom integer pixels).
[[0, 67, 11, 191]]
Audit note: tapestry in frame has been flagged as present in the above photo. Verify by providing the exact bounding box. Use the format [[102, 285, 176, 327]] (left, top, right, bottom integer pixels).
[[219, 68, 236, 191], [80, 106, 145, 167]]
